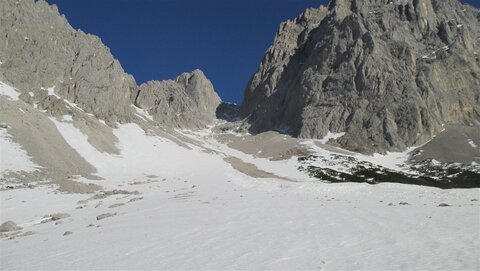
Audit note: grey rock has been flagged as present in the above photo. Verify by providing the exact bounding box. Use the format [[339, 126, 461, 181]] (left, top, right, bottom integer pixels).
[[91, 189, 140, 200], [241, 7, 328, 117], [108, 203, 125, 208], [0, 0, 136, 125], [128, 197, 143, 203], [63, 231, 73, 236], [0, 221, 22, 232], [216, 102, 240, 122], [133, 69, 221, 129], [411, 124, 480, 164], [96, 213, 116, 220], [241, 0, 480, 153], [42, 213, 70, 223], [0, 0, 221, 128]]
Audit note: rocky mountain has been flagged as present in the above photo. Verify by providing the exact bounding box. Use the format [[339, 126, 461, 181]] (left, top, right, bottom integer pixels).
[[241, 0, 480, 153], [1, 2, 479, 269], [0, 0, 220, 128], [133, 70, 221, 129]]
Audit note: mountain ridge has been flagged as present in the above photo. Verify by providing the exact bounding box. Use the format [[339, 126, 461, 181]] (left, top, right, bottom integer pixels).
[[0, 0, 221, 129], [240, 0, 480, 153]]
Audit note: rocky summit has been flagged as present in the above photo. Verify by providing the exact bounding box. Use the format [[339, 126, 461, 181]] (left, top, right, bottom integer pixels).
[[0, 0, 221, 129], [133, 69, 221, 129], [0, 0, 136, 125], [241, 0, 480, 153]]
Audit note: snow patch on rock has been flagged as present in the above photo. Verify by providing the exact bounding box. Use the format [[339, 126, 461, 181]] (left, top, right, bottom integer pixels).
[[0, 129, 39, 173], [0, 82, 21, 101], [319, 131, 346, 144]]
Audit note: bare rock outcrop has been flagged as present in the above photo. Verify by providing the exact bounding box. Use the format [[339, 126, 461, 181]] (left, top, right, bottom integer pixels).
[[0, 0, 221, 128], [0, 221, 22, 232], [0, 0, 136, 125], [133, 69, 221, 129], [241, 0, 480, 153]]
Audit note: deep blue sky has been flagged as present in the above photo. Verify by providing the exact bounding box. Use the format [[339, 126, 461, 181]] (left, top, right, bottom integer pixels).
[[47, 0, 478, 103]]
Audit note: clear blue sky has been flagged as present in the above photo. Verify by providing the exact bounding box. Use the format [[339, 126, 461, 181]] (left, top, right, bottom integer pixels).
[[47, 0, 478, 104]]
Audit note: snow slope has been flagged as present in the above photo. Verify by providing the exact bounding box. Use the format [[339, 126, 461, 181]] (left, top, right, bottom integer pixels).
[[0, 128, 39, 173], [3, 182, 479, 270], [2, 118, 479, 270], [0, 82, 21, 101]]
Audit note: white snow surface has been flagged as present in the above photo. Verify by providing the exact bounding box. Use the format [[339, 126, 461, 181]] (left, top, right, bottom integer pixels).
[[61, 115, 73, 122], [1, 117, 479, 270], [132, 105, 154, 121], [319, 131, 346, 144], [0, 129, 39, 173], [468, 139, 478, 149], [0, 81, 21, 101], [46, 86, 61, 99]]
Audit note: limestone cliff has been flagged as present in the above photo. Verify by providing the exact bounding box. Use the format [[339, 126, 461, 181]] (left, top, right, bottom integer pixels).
[[241, 0, 480, 153], [0, 0, 221, 128], [133, 69, 221, 129]]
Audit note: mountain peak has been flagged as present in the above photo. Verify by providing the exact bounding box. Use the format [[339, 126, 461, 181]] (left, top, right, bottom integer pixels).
[[0, 0, 222, 129], [134, 69, 221, 129], [241, 0, 480, 153]]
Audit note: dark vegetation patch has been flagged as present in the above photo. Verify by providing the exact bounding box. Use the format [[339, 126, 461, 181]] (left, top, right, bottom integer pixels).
[[298, 155, 480, 189]]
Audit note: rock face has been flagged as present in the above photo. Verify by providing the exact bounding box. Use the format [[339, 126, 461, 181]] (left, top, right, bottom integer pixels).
[[216, 102, 240, 122], [0, 0, 136, 125], [241, 0, 480, 153], [0, 0, 220, 128], [132, 69, 221, 129]]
